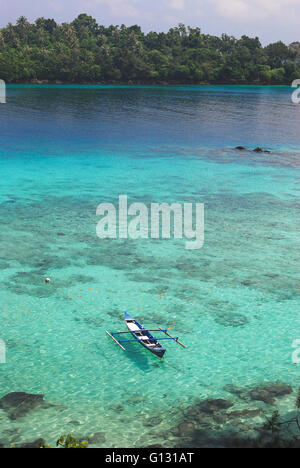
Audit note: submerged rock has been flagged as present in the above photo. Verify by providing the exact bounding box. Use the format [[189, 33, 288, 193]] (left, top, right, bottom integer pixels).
[[176, 263, 197, 271], [173, 421, 196, 437], [212, 413, 227, 424], [215, 312, 249, 327], [0, 392, 51, 420], [240, 279, 255, 286], [82, 432, 106, 445], [235, 146, 271, 154], [226, 409, 262, 419], [253, 147, 271, 154], [199, 398, 234, 414], [68, 420, 81, 426], [249, 384, 292, 405], [144, 416, 163, 427], [128, 394, 146, 404], [224, 383, 293, 406], [15, 438, 45, 448], [223, 384, 249, 400]]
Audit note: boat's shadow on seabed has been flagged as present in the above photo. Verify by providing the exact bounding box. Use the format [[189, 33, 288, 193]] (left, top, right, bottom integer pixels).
[[125, 344, 164, 372], [125, 345, 184, 375]]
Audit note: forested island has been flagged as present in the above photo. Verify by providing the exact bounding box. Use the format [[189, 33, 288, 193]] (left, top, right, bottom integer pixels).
[[0, 14, 300, 85]]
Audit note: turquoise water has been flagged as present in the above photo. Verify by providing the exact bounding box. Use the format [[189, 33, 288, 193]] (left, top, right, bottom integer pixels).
[[0, 85, 299, 447]]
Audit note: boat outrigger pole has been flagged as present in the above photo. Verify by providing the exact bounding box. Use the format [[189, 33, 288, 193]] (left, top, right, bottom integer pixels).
[[158, 328, 186, 348], [105, 330, 126, 351], [105, 314, 186, 357]]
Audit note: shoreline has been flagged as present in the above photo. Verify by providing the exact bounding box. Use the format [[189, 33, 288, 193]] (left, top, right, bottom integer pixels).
[[6, 81, 293, 87]]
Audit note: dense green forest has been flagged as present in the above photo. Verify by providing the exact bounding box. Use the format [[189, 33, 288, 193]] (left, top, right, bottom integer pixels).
[[0, 14, 300, 84]]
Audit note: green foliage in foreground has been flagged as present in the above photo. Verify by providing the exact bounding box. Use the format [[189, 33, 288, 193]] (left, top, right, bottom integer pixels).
[[238, 388, 300, 448], [258, 389, 300, 448], [55, 434, 89, 448], [39, 434, 89, 448], [1, 14, 300, 84]]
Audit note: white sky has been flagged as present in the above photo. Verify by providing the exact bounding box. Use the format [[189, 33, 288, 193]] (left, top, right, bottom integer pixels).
[[0, 0, 298, 45]]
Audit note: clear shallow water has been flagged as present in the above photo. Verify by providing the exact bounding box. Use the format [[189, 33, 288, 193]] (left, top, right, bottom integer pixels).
[[0, 85, 299, 447]]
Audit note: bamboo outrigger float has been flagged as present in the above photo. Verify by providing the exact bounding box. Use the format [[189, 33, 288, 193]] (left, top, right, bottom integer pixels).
[[105, 312, 186, 358]]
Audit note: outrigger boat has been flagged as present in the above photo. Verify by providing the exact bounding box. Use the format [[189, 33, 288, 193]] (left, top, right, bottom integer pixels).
[[105, 312, 186, 358]]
